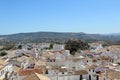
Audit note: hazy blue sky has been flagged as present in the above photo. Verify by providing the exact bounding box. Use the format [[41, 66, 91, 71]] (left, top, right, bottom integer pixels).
[[0, 0, 120, 35]]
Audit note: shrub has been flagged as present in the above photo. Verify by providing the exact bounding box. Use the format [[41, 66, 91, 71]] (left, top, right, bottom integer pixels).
[[0, 51, 7, 56], [65, 39, 89, 55]]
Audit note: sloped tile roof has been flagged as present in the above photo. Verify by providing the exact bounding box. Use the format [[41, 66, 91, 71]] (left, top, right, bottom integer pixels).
[[18, 69, 43, 76], [23, 73, 40, 80]]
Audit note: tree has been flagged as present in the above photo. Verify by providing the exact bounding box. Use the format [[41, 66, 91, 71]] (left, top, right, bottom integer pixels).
[[65, 39, 89, 55], [18, 45, 22, 49], [0, 51, 7, 56], [49, 43, 53, 49]]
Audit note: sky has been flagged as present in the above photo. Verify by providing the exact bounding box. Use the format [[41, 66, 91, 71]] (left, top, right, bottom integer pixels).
[[0, 0, 120, 35]]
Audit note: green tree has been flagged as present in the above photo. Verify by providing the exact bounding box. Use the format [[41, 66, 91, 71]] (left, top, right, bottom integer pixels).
[[0, 51, 7, 56], [18, 45, 22, 49], [49, 43, 53, 49], [65, 39, 89, 55]]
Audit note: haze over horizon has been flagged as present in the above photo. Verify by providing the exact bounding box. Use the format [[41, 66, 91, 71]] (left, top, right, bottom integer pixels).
[[0, 0, 120, 35]]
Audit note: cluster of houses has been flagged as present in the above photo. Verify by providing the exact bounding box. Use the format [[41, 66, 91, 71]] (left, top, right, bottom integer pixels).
[[0, 43, 120, 80]]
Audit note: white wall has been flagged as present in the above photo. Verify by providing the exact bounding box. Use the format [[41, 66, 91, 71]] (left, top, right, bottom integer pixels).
[[53, 44, 64, 51], [0, 64, 13, 79]]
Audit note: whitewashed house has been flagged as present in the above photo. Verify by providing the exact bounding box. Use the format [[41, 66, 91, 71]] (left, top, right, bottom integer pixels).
[[21, 57, 35, 69], [39, 43, 50, 49], [0, 60, 13, 80], [55, 54, 64, 62], [62, 50, 70, 57], [90, 43, 103, 52], [53, 44, 64, 51]]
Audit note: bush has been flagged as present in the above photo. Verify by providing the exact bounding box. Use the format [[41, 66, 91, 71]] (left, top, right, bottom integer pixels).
[[0, 52, 7, 56], [49, 43, 53, 49], [18, 45, 22, 49], [65, 39, 89, 55]]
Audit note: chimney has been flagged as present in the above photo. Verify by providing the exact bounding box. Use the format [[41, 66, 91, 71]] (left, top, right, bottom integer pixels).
[[80, 75, 83, 80], [96, 75, 99, 80], [89, 75, 91, 80]]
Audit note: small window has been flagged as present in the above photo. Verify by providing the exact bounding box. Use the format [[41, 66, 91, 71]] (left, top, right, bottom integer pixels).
[[45, 70, 48, 74], [89, 69, 91, 71]]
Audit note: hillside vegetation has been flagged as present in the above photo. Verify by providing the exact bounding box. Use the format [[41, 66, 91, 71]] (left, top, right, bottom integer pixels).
[[0, 32, 120, 43]]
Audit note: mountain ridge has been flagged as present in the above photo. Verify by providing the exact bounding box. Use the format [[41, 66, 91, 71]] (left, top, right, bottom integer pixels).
[[0, 32, 120, 43]]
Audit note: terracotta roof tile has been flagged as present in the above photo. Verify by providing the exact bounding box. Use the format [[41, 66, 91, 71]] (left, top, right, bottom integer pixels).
[[18, 69, 43, 76], [74, 70, 88, 75], [23, 73, 40, 80]]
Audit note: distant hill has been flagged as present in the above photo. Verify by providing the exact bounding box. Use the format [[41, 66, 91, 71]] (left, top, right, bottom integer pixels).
[[0, 32, 120, 43]]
